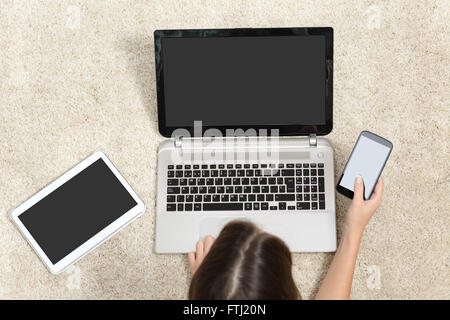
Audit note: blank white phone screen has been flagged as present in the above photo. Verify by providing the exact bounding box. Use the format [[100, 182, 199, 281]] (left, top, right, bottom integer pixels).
[[340, 135, 390, 199]]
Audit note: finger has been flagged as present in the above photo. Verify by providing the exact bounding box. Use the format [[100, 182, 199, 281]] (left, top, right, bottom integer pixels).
[[353, 175, 364, 202], [195, 240, 204, 261], [204, 235, 215, 255], [188, 252, 196, 268], [369, 177, 384, 204]]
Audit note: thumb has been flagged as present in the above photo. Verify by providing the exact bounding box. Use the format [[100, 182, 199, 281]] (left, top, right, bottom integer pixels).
[[353, 175, 364, 201]]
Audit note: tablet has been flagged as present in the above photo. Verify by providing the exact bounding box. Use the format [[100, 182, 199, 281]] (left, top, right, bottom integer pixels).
[[10, 151, 145, 274]]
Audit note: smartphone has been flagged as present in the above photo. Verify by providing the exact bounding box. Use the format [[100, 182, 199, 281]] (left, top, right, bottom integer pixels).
[[336, 131, 393, 200]]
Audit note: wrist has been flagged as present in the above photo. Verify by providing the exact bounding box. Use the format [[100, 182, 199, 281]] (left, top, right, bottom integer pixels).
[[342, 225, 363, 245]]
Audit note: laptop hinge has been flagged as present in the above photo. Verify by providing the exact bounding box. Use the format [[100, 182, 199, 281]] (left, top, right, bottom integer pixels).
[[174, 136, 183, 148], [309, 134, 317, 147]]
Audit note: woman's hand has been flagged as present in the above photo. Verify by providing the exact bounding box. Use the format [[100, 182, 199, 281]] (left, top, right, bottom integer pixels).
[[188, 235, 215, 275], [344, 176, 384, 240]]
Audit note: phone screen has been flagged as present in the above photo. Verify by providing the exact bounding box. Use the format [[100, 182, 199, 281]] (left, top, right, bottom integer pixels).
[[339, 134, 391, 200]]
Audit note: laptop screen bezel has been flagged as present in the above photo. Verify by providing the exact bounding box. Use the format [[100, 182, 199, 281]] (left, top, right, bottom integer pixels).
[[154, 27, 333, 138]]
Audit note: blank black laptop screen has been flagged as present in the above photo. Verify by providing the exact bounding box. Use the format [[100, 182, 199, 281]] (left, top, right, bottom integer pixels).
[[161, 35, 326, 128]]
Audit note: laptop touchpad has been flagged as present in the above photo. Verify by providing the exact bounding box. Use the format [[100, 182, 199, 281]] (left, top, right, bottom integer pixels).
[[199, 217, 247, 240]]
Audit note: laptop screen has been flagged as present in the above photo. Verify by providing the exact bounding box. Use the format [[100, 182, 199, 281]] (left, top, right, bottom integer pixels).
[[155, 28, 333, 137]]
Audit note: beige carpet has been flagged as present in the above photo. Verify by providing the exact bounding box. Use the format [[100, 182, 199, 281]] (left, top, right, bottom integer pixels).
[[0, 0, 448, 299]]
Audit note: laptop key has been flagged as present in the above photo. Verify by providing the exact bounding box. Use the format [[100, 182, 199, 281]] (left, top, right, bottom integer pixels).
[[212, 195, 220, 202], [177, 204, 184, 211], [167, 204, 176, 211], [279, 202, 286, 210], [311, 202, 318, 210], [194, 204, 202, 211], [245, 203, 252, 210], [190, 187, 198, 194], [185, 203, 193, 211], [288, 206, 295, 210], [168, 171, 174, 177], [253, 203, 260, 210], [261, 203, 269, 210], [318, 177, 325, 192], [270, 206, 277, 210], [297, 202, 310, 210], [167, 195, 176, 202], [167, 187, 180, 194], [177, 195, 184, 202], [319, 201, 326, 210], [275, 194, 295, 201]]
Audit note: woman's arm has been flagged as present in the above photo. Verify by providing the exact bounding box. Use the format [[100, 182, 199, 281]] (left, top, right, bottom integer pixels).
[[315, 176, 384, 300]]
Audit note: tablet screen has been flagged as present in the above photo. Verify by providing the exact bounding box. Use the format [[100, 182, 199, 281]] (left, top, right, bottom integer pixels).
[[18, 158, 137, 264]]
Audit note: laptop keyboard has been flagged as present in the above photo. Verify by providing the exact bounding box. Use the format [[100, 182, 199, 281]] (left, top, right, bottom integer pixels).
[[166, 163, 325, 212]]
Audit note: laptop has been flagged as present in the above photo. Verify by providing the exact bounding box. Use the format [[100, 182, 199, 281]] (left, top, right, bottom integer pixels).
[[154, 27, 336, 253]]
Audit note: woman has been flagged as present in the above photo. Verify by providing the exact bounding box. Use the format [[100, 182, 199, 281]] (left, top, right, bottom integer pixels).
[[188, 176, 384, 299]]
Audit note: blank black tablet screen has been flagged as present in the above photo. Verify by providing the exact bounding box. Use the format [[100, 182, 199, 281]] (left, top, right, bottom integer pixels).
[[161, 35, 326, 127], [18, 159, 137, 264]]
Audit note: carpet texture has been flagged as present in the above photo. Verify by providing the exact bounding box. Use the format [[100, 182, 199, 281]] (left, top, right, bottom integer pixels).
[[0, 0, 448, 299]]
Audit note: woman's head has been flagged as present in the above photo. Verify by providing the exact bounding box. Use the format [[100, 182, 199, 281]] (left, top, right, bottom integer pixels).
[[189, 220, 300, 299]]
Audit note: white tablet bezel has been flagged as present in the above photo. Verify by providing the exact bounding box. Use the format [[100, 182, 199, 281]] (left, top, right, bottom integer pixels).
[[10, 151, 145, 275]]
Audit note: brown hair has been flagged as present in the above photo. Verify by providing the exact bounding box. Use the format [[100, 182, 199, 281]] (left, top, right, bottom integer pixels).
[[189, 220, 300, 299]]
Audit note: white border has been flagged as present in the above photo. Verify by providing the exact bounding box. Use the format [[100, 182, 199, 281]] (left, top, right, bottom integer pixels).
[[10, 151, 145, 274]]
